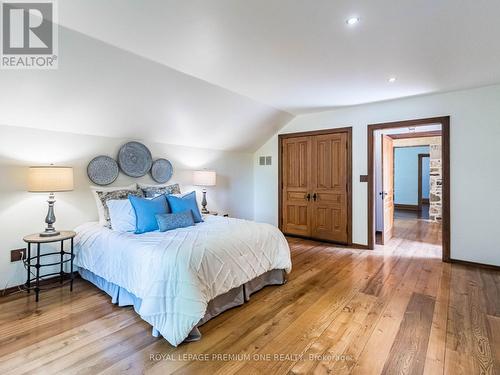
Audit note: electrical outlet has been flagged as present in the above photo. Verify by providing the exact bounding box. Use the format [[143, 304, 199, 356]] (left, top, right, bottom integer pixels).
[[10, 248, 26, 262]]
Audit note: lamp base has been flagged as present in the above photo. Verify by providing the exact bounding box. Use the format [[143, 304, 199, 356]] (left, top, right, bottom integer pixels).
[[40, 192, 59, 237], [40, 229, 60, 237], [201, 189, 210, 214]]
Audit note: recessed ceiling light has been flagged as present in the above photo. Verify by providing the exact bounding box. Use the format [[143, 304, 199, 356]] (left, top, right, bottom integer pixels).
[[346, 17, 360, 26], [388, 77, 397, 83]]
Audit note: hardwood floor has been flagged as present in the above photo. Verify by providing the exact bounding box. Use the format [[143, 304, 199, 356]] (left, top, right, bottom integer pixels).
[[1, 218, 499, 374], [394, 205, 430, 220]]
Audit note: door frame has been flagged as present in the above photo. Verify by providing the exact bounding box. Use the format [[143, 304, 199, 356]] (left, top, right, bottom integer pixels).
[[278, 126, 353, 245], [367, 116, 450, 261], [418, 153, 430, 210], [380, 134, 395, 245]]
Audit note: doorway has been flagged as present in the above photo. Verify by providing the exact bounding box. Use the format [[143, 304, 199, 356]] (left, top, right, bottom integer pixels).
[[367, 117, 450, 261]]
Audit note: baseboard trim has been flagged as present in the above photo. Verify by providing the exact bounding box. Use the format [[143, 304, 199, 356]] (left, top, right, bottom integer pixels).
[[284, 234, 368, 249], [0, 272, 80, 298], [450, 258, 500, 271], [351, 243, 370, 250], [284, 233, 351, 246], [394, 204, 419, 211]]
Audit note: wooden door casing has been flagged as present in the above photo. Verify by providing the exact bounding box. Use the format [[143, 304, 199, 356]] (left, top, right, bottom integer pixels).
[[381, 135, 394, 244], [310, 133, 348, 243], [281, 136, 311, 237]]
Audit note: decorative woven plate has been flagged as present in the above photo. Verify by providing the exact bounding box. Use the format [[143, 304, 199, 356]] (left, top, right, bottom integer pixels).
[[151, 159, 173, 183], [118, 141, 152, 177], [87, 156, 119, 185]]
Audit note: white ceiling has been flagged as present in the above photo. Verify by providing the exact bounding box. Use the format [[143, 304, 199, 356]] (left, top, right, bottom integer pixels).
[[59, 0, 500, 114], [2, 1, 499, 153]]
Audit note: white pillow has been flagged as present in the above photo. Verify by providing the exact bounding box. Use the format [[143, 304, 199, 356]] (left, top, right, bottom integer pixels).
[[90, 184, 137, 226], [107, 199, 136, 232]]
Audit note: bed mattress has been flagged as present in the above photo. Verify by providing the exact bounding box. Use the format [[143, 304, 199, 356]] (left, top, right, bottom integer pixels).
[[74, 215, 291, 346]]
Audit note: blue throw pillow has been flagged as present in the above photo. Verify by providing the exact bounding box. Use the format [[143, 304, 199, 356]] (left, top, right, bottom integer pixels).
[[156, 211, 195, 232], [166, 191, 203, 223], [129, 194, 168, 234]]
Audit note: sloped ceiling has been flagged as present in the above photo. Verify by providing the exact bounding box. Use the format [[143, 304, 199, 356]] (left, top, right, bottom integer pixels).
[[0, 25, 292, 152], [58, 0, 500, 114], [2, 1, 500, 152]]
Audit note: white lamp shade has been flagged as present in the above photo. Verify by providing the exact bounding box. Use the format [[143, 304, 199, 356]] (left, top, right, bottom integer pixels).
[[193, 170, 216, 186], [28, 166, 74, 192]]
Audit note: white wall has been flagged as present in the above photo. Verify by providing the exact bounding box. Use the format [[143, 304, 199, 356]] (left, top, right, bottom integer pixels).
[[394, 146, 430, 205], [0, 125, 254, 289], [254, 84, 500, 266]]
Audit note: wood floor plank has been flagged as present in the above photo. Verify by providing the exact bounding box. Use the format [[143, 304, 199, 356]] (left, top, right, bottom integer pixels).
[[351, 252, 429, 374], [106, 247, 360, 375], [0, 310, 140, 374], [480, 270, 500, 317], [423, 262, 451, 375], [296, 238, 429, 375], [0, 293, 120, 358], [445, 265, 475, 375], [224, 256, 371, 375], [381, 292, 435, 375], [468, 268, 495, 374], [486, 315, 500, 374], [287, 291, 378, 374], [155, 251, 370, 374], [51, 321, 158, 375]]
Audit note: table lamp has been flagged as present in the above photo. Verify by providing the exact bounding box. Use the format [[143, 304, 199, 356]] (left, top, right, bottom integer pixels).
[[193, 170, 216, 214], [28, 166, 74, 237]]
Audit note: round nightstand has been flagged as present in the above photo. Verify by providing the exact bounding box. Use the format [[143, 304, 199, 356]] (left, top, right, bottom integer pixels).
[[23, 231, 76, 302], [205, 212, 229, 217]]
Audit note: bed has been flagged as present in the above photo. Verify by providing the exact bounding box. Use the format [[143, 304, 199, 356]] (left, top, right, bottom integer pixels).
[[74, 215, 292, 346]]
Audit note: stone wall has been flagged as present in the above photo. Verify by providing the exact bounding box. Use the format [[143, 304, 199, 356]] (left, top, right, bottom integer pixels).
[[429, 143, 442, 221]]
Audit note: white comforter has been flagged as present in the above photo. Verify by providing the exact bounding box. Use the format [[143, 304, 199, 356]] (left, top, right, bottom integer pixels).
[[74, 215, 291, 346]]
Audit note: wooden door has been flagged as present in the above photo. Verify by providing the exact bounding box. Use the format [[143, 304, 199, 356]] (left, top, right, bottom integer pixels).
[[381, 135, 394, 243], [310, 132, 349, 243], [281, 136, 312, 237]]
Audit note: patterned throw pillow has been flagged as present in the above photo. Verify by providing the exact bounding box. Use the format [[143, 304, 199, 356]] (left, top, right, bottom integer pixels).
[[90, 183, 137, 226], [97, 189, 143, 228], [139, 183, 181, 198], [156, 210, 195, 232]]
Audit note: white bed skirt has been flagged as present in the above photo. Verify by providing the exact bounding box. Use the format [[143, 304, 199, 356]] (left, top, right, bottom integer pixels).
[[79, 268, 287, 344]]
